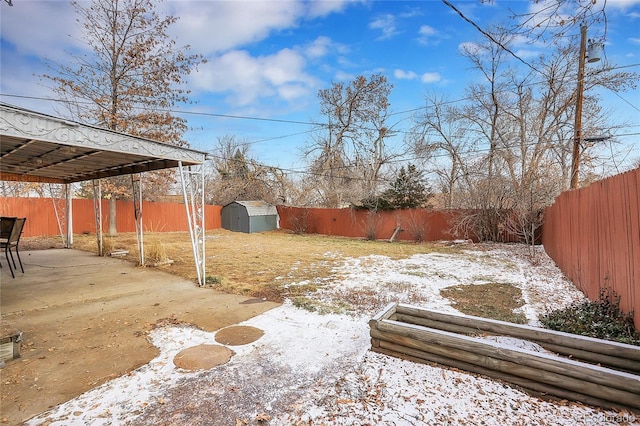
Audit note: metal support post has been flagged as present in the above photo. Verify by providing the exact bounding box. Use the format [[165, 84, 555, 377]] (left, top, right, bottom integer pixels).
[[49, 183, 70, 248], [178, 161, 206, 286]]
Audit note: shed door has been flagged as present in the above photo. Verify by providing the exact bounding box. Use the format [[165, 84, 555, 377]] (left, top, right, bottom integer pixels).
[[228, 204, 250, 232]]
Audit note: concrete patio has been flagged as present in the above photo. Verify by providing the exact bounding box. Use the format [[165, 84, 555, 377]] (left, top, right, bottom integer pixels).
[[0, 249, 279, 425]]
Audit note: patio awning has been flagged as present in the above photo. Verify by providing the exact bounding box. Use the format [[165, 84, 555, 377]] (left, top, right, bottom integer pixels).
[[0, 102, 207, 286], [0, 102, 206, 183]]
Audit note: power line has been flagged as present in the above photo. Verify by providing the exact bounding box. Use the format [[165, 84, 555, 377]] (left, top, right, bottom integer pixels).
[[209, 128, 639, 183], [3, 59, 639, 133], [441, 0, 543, 75]]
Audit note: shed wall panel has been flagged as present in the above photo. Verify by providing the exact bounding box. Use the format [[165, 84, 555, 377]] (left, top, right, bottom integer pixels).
[[249, 215, 278, 233]]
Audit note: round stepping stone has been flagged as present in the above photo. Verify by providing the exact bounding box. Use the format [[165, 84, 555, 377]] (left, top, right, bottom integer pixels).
[[215, 325, 264, 346], [173, 344, 235, 371]]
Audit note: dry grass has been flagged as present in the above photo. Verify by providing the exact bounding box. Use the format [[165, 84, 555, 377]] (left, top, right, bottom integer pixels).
[[440, 282, 528, 324], [22, 230, 526, 323], [35, 229, 458, 303]]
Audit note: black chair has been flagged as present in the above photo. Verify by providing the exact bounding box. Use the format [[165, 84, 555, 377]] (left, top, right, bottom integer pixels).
[[0, 217, 17, 273], [1, 217, 26, 278]]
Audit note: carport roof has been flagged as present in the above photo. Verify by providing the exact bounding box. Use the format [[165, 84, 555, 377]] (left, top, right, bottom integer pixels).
[[0, 102, 207, 184]]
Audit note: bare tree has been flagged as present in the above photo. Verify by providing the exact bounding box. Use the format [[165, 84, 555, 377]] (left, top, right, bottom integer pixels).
[[504, 0, 608, 43], [0, 182, 47, 198], [207, 135, 294, 206], [408, 94, 472, 209], [305, 74, 399, 207], [412, 21, 636, 242], [43, 0, 205, 233]]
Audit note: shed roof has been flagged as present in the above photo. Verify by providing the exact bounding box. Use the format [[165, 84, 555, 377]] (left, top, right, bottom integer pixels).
[[0, 102, 207, 184], [228, 200, 278, 217]]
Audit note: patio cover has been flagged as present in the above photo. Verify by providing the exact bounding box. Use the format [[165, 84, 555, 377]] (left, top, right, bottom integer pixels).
[[0, 102, 205, 183], [0, 102, 208, 285]]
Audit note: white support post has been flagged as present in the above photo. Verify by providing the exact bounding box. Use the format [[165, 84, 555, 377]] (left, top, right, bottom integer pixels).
[[66, 184, 73, 246], [92, 180, 104, 257], [178, 161, 206, 286], [49, 183, 69, 248], [131, 174, 144, 266]]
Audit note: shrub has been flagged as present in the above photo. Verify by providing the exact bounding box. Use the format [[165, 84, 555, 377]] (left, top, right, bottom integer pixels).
[[289, 209, 309, 234], [540, 288, 640, 346]]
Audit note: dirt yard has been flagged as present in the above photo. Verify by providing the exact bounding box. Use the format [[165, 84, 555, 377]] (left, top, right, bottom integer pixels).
[[1, 230, 457, 425]]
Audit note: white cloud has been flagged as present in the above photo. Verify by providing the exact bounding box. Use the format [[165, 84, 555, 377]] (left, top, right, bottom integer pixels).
[[417, 23, 441, 45], [393, 69, 440, 83], [421, 72, 441, 83], [514, 48, 541, 60], [305, 36, 334, 59], [369, 13, 398, 39], [606, 0, 640, 10], [394, 69, 418, 80], [167, 1, 305, 54], [334, 70, 356, 82], [190, 48, 316, 106], [0, 1, 84, 61], [419, 24, 437, 37], [305, 0, 352, 18], [630, 37, 640, 45]]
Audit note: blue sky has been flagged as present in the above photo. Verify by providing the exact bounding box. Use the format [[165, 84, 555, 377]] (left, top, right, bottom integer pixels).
[[1, 0, 639, 173]]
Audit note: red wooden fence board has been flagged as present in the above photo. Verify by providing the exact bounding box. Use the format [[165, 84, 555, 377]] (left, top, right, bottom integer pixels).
[[542, 167, 640, 330], [0, 197, 221, 237]]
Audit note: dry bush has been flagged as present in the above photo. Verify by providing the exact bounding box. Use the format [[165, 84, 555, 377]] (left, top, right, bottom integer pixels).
[[401, 210, 431, 243], [363, 210, 382, 241], [289, 208, 309, 234], [145, 239, 169, 265], [101, 237, 114, 256]]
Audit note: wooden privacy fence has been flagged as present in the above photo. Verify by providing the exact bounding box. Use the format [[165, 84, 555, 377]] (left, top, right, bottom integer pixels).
[[0, 197, 222, 237], [370, 303, 640, 413], [542, 167, 640, 330], [276, 206, 520, 242]]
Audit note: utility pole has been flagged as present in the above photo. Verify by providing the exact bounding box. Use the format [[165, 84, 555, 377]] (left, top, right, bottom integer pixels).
[[570, 25, 588, 189]]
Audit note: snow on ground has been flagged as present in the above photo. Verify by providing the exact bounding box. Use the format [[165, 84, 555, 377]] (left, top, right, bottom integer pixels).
[[27, 244, 639, 426]]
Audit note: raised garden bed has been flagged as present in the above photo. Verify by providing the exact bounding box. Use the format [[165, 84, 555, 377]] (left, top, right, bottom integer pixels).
[[369, 303, 640, 413]]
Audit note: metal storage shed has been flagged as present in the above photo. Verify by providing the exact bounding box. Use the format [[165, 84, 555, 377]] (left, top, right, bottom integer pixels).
[[221, 201, 278, 233]]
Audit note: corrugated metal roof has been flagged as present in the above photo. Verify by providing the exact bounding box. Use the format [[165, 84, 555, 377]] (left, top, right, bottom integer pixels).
[[231, 200, 277, 217], [0, 102, 206, 184]]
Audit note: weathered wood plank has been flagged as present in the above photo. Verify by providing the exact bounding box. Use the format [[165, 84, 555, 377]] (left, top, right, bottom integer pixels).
[[371, 327, 640, 411], [394, 312, 640, 374], [540, 342, 640, 374], [395, 304, 640, 361], [368, 302, 397, 328], [395, 313, 482, 336], [371, 343, 637, 413], [374, 320, 640, 396]]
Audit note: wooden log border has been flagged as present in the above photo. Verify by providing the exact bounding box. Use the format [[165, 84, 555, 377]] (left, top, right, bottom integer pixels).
[[369, 303, 640, 413]]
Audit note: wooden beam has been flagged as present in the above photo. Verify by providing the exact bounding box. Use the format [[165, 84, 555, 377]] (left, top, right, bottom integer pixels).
[[395, 304, 640, 361], [372, 343, 637, 413], [394, 312, 640, 374], [0, 172, 65, 184], [371, 326, 640, 410]]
